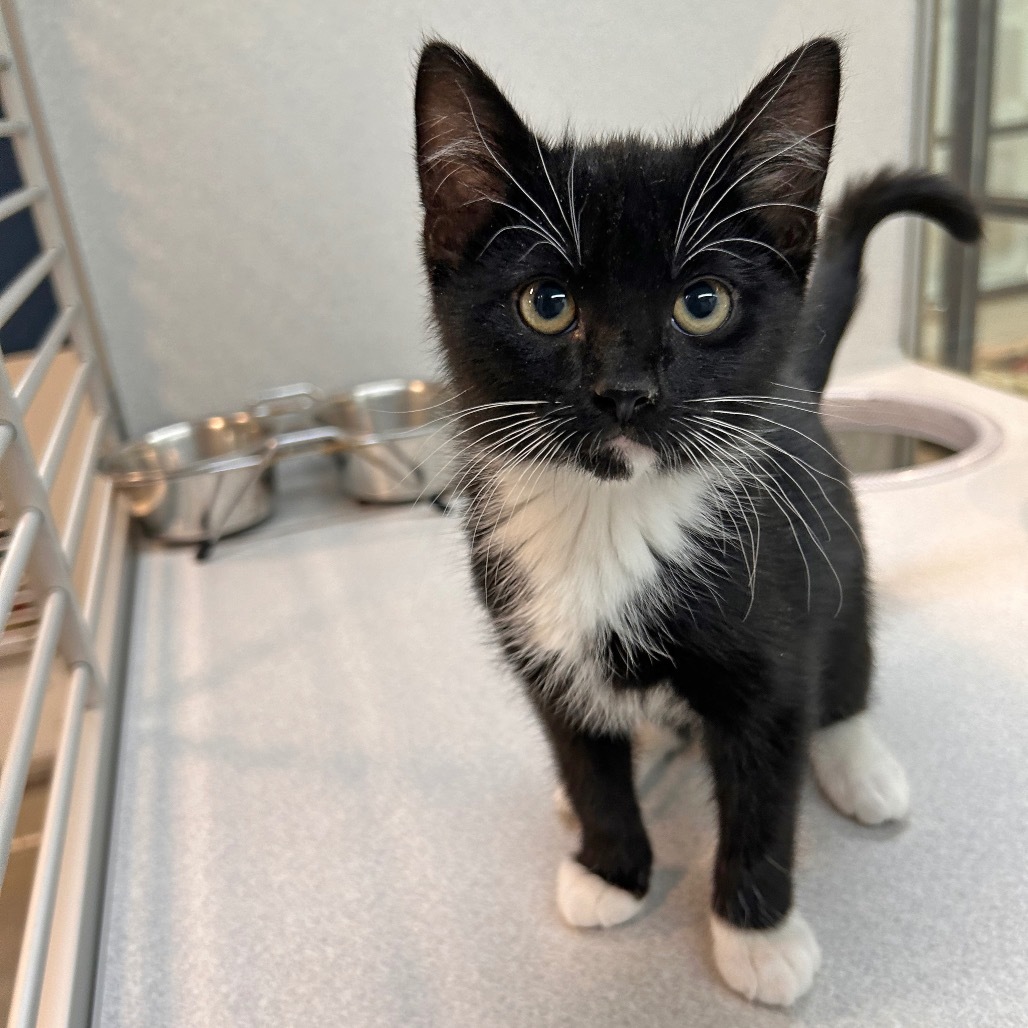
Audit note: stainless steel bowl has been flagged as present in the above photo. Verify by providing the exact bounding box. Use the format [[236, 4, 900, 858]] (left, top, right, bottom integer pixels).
[[315, 380, 454, 502], [99, 412, 276, 543], [101, 381, 456, 544]]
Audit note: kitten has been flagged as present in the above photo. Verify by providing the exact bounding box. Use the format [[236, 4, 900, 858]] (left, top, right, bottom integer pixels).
[[414, 39, 979, 1006]]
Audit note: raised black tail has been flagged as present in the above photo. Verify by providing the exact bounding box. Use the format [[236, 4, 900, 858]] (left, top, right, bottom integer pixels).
[[791, 168, 982, 392]]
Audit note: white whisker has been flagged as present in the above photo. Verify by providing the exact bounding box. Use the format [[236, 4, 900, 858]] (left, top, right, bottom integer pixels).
[[671, 43, 815, 263], [536, 137, 581, 266], [454, 83, 575, 262], [676, 122, 834, 262]]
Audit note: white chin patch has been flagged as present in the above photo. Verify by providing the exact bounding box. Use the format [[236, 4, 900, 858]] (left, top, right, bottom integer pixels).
[[710, 909, 822, 1007], [556, 857, 645, 928], [608, 436, 656, 476], [810, 712, 910, 825]]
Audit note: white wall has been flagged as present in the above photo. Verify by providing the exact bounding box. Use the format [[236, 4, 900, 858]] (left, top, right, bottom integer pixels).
[[14, 1, 919, 435]]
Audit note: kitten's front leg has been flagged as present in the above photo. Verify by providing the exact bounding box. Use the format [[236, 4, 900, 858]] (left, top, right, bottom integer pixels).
[[704, 706, 821, 1007], [532, 698, 652, 929]]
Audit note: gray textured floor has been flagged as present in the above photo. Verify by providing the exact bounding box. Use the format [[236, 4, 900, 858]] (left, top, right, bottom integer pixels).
[[95, 366, 1028, 1027]]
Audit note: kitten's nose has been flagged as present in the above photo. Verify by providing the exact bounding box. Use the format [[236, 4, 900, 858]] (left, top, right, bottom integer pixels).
[[592, 385, 657, 425]]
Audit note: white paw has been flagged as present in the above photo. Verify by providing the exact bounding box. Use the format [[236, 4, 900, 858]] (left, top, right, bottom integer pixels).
[[810, 713, 910, 825], [556, 857, 644, 928], [710, 910, 822, 1006]]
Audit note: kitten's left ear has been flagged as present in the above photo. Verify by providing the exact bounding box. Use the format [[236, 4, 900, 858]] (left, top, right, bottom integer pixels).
[[723, 38, 841, 257]]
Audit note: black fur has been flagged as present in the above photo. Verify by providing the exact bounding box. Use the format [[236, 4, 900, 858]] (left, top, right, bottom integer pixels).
[[413, 40, 974, 940], [792, 169, 983, 391]]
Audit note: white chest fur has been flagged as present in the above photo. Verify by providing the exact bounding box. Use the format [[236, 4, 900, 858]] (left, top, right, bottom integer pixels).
[[480, 461, 716, 669]]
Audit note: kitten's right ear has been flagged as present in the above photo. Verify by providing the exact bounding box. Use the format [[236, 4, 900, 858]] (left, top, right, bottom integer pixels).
[[415, 42, 530, 265]]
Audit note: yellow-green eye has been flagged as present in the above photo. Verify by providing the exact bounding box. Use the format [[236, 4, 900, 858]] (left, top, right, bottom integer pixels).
[[518, 280, 577, 335], [673, 279, 733, 336]]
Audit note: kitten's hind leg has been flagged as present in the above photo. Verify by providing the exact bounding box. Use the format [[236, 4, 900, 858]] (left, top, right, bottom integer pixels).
[[534, 700, 652, 929], [810, 712, 910, 825], [812, 607, 910, 825]]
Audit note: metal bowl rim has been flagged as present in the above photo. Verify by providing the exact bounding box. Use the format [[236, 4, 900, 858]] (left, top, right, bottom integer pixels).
[[98, 409, 278, 484], [98, 444, 270, 485], [314, 379, 454, 447]]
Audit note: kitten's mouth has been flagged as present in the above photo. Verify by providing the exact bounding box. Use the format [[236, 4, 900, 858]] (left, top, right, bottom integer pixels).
[[601, 432, 657, 477], [606, 433, 653, 461], [571, 428, 659, 480]]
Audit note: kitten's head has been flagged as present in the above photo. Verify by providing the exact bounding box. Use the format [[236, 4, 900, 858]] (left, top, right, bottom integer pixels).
[[415, 40, 839, 481]]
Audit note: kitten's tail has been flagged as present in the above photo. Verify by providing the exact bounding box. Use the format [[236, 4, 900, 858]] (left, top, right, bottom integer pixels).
[[792, 168, 982, 393]]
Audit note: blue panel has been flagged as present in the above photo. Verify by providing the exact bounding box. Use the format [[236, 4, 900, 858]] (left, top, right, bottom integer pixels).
[[0, 113, 59, 355]]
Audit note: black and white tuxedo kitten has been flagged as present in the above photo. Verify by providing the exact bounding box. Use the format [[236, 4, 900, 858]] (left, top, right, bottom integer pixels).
[[414, 39, 979, 1006]]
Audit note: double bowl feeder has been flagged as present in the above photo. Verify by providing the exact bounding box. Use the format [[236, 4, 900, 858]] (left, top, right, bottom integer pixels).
[[99, 380, 454, 555]]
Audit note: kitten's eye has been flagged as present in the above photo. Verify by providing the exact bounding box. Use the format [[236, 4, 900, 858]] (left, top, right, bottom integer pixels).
[[518, 280, 577, 335], [672, 279, 733, 336]]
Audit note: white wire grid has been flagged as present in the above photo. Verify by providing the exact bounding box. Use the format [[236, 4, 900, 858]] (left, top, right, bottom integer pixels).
[[0, 6, 130, 1026]]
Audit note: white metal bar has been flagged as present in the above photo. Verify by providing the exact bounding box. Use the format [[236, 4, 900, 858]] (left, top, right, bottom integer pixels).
[[0, 116, 27, 136], [60, 411, 108, 563], [0, 419, 12, 463], [0, 505, 41, 630], [6, 664, 89, 1028], [0, 10, 132, 1022], [40, 504, 133, 1026], [0, 6, 126, 436], [12, 305, 78, 412], [83, 479, 114, 631], [0, 588, 66, 884], [0, 183, 44, 222], [0, 245, 63, 329], [0, 363, 108, 690], [38, 358, 92, 489]]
